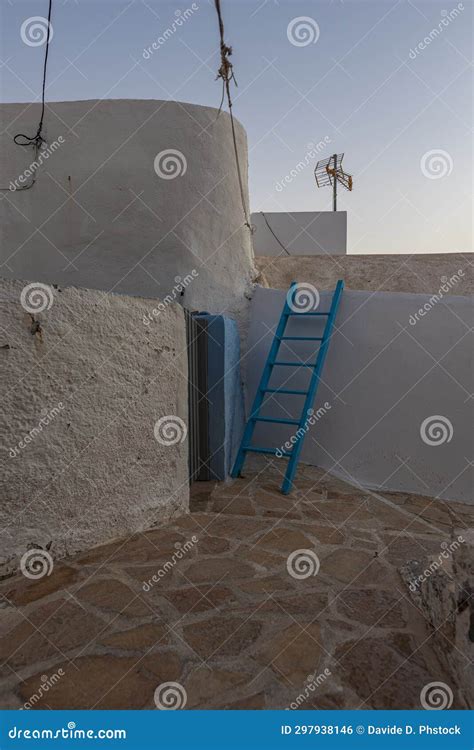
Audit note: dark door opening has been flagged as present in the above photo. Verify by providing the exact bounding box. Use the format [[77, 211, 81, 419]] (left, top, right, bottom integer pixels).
[[185, 311, 210, 481]]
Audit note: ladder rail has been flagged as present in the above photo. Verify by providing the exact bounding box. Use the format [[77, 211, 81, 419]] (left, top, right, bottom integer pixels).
[[231, 281, 298, 477], [281, 280, 344, 494], [231, 280, 344, 494]]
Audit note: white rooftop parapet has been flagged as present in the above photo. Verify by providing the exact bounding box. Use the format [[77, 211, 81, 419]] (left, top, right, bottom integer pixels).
[[251, 211, 347, 256]]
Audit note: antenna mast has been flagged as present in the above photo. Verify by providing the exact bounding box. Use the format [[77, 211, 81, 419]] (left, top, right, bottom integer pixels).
[[314, 153, 353, 211]]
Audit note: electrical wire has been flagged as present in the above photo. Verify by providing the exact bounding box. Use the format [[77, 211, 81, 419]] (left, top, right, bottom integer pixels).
[[260, 211, 291, 256], [213, 0, 251, 231], [1, 0, 53, 191]]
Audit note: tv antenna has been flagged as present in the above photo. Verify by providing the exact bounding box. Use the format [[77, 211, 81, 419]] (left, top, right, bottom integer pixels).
[[314, 153, 353, 211]]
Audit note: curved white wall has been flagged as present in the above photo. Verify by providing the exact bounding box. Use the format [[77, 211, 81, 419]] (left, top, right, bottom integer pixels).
[[0, 100, 255, 315]]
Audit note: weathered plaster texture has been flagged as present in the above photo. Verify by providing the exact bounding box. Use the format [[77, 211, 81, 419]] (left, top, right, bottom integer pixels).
[[0, 279, 189, 577], [0, 100, 255, 320], [255, 253, 473, 295], [251, 211, 347, 256], [245, 287, 473, 504]]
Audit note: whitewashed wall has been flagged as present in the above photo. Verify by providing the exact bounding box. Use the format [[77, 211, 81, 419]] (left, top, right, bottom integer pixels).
[[245, 287, 473, 504], [251, 211, 347, 256], [0, 100, 255, 319], [0, 278, 189, 577]]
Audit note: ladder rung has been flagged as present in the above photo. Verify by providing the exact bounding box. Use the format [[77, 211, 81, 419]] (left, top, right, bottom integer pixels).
[[281, 336, 323, 341], [243, 446, 292, 457], [263, 388, 309, 395], [251, 416, 300, 425], [231, 279, 344, 495], [288, 311, 330, 316], [273, 361, 315, 367]]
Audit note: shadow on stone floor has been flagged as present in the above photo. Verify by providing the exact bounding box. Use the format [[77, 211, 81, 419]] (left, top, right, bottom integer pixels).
[[1, 458, 472, 710]]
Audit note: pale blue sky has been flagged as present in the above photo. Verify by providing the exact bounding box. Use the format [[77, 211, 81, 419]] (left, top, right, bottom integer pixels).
[[1, 0, 472, 253]]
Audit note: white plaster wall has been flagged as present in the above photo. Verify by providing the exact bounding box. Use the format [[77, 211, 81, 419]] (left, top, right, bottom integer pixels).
[[0, 100, 255, 319], [251, 211, 347, 256], [0, 278, 189, 577], [245, 287, 473, 504]]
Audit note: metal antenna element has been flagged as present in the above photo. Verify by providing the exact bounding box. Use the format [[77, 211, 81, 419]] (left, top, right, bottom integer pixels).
[[314, 153, 353, 211]]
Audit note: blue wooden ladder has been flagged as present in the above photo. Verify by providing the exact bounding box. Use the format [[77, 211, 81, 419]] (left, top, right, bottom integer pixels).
[[231, 280, 344, 494]]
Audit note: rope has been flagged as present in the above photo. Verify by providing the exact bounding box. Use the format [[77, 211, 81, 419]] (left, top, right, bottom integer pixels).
[[1, 0, 53, 191], [213, 0, 251, 231]]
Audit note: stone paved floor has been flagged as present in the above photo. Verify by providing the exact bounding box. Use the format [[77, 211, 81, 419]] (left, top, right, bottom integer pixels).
[[1, 459, 472, 710]]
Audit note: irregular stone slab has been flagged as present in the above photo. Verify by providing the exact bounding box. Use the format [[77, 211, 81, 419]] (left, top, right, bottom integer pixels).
[[302, 500, 372, 527], [18, 655, 157, 709], [223, 691, 266, 709], [1, 565, 79, 607], [183, 616, 262, 660], [77, 579, 152, 617], [124, 565, 184, 592], [203, 516, 269, 540], [306, 691, 347, 710], [380, 534, 443, 567], [399, 495, 454, 526], [99, 623, 170, 650], [258, 592, 328, 618], [141, 529, 188, 552], [254, 489, 297, 510], [321, 549, 389, 585], [206, 498, 255, 516], [334, 637, 455, 709], [195, 536, 231, 555], [168, 513, 214, 533], [255, 527, 314, 554], [301, 524, 345, 545], [0, 601, 105, 669], [185, 667, 249, 707], [183, 557, 256, 584], [237, 575, 294, 594], [139, 651, 182, 684], [235, 546, 282, 570], [255, 622, 323, 685], [336, 589, 406, 628], [364, 501, 436, 533], [162, 585, 238, 614], [76, 535, 172, 566]]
